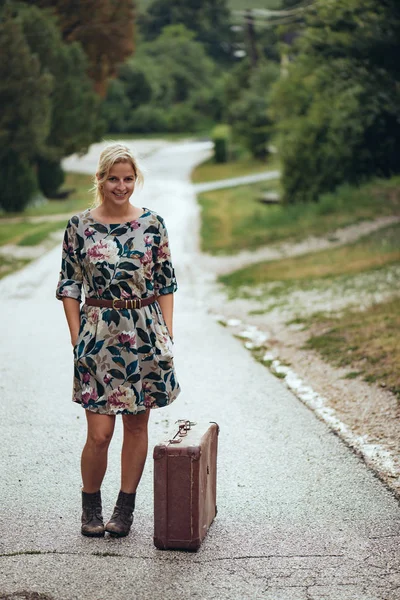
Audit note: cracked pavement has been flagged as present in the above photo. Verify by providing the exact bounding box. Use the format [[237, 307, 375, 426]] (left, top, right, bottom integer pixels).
[[1, 140, 400, 600]]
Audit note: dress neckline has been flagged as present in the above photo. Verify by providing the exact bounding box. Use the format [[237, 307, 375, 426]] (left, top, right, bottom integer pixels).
[[85, 208, 150, 227]]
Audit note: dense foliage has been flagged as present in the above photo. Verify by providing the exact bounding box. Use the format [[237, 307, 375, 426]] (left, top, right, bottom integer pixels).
[[271, 0, 400, 203], [23, 0, 135, 96], [0, 4, 50, 211], [18, 4, 102, 160], [102, 25, 219, 134], [0, 1, 109, 211], [228, 61, 279, 159], [138, 0, 233, 63]]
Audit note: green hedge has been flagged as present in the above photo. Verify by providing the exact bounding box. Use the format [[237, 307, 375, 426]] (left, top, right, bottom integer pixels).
[[212, 124, 231, 163]]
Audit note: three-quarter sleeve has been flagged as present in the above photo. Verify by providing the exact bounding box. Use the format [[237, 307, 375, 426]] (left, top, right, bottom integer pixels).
[[154, 217, 178, 296], [56, 218, 83, 302]]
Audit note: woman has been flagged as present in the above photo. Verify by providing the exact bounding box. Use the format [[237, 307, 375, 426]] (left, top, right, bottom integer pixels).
[[56, 143, 180, 538]]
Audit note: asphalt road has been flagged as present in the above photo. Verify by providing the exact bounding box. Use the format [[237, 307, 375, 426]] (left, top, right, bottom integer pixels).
[[1, 141, 400, 600]]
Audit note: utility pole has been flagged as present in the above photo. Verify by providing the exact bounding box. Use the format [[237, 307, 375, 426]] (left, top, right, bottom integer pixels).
[[245, 9, 258, 68]]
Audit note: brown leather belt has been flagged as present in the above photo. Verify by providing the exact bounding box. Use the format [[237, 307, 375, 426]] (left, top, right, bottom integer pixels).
[[85, 295, 157, 310]]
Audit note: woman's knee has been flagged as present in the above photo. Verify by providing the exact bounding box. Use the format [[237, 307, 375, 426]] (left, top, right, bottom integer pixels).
[[87, 429, 114, 448], [85, 412, 115, 448], [122, 411, 150, 436]]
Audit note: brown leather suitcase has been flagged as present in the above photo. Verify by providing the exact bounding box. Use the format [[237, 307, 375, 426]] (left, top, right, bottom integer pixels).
[[153, 420, 219, 551]]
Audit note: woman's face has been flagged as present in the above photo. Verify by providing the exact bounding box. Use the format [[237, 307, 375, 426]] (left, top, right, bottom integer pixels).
[[100, 161, 136, 208]]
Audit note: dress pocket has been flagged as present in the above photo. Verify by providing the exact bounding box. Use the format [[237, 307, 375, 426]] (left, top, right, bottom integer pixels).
[[153, 323, 172, 361], [74, 306, 99, 361], [151, 301, 174, 362]]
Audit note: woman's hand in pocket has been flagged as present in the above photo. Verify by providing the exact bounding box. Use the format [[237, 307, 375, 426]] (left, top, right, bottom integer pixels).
[[71, 329, 79, 348]]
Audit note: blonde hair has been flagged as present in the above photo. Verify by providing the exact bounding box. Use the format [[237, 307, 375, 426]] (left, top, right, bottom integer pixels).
[[92, 143, 144, 207]]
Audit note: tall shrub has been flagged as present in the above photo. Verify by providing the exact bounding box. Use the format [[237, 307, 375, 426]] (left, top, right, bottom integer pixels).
[[0, 4, 51, 211], [1, 152, 37, 213], [37, 158, 65, 198], [212, 125, 231, 163]]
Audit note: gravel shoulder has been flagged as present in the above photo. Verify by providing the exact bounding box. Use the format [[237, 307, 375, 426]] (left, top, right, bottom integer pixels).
[[203, 224, 400, 497]]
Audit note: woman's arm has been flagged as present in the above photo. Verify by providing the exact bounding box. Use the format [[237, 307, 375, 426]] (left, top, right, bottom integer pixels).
[[62, 297, 81, 346], [157, 293, 174, 340]]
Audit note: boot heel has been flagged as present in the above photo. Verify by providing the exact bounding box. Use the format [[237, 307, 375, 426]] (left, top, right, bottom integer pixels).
[[81, 490, 105, 537], [105, 491, 136, 537]]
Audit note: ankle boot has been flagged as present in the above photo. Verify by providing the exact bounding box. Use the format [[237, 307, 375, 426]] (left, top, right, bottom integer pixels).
[[81, 490, 105, 537], [105, 491, 136, 537]]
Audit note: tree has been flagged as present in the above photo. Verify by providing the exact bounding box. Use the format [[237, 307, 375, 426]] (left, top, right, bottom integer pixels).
[[18, 3, 103, 160], [0, 4, 52, 211], [102, 24, 218, 133], [24, 0, 135, 96], [138, 0, 233, 63], [142, 25, 216, 103], [118, 62, 152, 109], [0, 5, 52, 163], [229, 62, 279, 159], [0, 2, 104, 210], [271, 0, 400, 203], [101, 79, 133, 133]]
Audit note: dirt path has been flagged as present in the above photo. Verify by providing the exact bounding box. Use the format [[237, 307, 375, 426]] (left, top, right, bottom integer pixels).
[[201, 215, 400, 274]]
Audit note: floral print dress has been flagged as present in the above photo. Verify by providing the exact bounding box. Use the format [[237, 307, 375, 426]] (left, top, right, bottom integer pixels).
[[56, 208, 181, 415]]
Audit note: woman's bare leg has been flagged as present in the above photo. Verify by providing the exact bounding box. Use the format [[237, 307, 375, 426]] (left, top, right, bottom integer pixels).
[[120, 410, 150, 494], [81, 411, 116, 493]]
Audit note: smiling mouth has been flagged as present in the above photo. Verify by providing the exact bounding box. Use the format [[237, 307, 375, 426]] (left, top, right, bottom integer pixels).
[[114, 192, 127, 197]]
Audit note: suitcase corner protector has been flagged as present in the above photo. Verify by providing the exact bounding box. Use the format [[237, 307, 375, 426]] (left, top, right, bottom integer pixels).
[[153, 536, 167, 550], [153, 444, 167, 460]]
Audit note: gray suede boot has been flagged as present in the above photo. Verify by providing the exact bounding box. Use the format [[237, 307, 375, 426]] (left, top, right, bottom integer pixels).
[[105, 491, 136, 537], [81, 490, 105, 537]]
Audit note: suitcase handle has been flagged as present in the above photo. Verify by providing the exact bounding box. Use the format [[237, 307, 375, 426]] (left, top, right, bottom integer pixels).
[[169, 420, 195, 443], [178, 420, 193, 434]]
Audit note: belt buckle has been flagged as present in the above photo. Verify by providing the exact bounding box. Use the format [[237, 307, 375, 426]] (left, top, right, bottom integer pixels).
[[124, 298, 141, 309], [112, 298, 141, 310]]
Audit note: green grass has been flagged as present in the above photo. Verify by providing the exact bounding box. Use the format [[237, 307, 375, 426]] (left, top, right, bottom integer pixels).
[[199, 177, 400, 255], [0, 220, 67, 247], [0, 256, 30, 280], [303, 298, 400, 398], [343, 371, 364, 379], [18, 220, 67, 246], [0, 172, 92, 221], [219, 223, 400, 289], [192, 153, 279, 183], [229, 0, 282, 9], [199, 180, 281, 254], [0, 171, 90, 280], [0, 221, 32, 245], [23, 172, 93, 218]]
